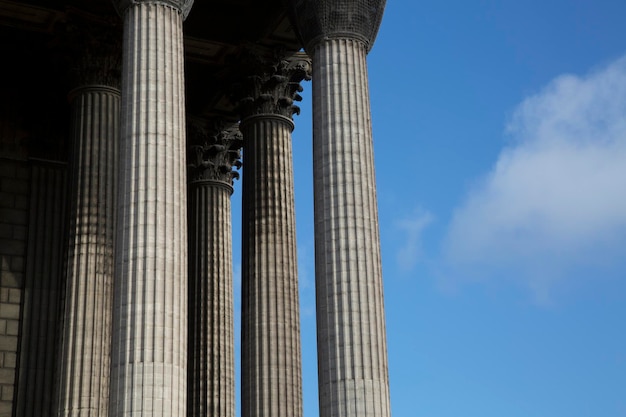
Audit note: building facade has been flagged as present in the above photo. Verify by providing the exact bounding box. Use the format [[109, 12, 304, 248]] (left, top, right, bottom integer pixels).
[[0, 0, 390, 416]]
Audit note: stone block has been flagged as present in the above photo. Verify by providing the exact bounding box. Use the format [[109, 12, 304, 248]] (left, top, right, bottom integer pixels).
[[0, 304, 19, 320], [0, 399, 13, 416], [0, 271, 22, 288], [15, 165, 29, 181], [3, 353, 15, 369], [9, 258, 23, 273], [0, 210, 26, 227], [0, 336, 17, 352], [0, 179, 28, 195], [7, 291, 19, 305], [0, 368, 14, 384], [0, 164, 15, 179], [0, 194, 14, 210], [13, 195, 27, 210], [0, 386, 12, 401], [5, 321, 17, 337], [0, 240, 24, 257]]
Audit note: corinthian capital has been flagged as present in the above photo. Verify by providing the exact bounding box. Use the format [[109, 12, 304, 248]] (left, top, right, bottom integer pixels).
[[61, 12, 122, 90], [231, 49, 312, 119], [288, 0, 386, 51], [187, 117, 243, 185], [113, 0, 194, 19]]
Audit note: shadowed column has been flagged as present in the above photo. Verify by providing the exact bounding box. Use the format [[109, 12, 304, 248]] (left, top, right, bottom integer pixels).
[[187, 118, 241, 417], [234, 50, 310, 417], [288, 2, 392, 416], [56, 15, 121, 417], [110, 1, 193, 416]]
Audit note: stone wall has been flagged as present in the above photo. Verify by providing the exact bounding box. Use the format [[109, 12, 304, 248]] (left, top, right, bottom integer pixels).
[[0, 158, 30, 417]]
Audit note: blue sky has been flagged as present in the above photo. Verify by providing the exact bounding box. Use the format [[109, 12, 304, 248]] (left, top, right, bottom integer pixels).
[[232, 1, 626, 416]]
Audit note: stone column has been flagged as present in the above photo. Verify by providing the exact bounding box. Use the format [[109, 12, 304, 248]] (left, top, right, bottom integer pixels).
[[187, 118, 241, 417], [110, 1, 193, 416], [56, 17, 121, 417], [15, 161, 67, 417], [234, 51, 310, 417], [288, 2, 392, 416]]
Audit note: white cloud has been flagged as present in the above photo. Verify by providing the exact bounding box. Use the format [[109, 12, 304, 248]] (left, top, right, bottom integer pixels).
[[395, 208, 433, 272], [443, 55, 626, 298]]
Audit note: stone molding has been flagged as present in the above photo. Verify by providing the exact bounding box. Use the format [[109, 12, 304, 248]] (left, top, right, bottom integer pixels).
[[288, 0, 386, 52], [231, 49, 312, 119], [187, 118, 243, 185], [113, 0, 194, 19]]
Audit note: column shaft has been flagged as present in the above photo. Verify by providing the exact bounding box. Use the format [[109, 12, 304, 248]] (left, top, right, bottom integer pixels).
[[110, 4, 187, 416], [188, 181, 235, 417], [241, 115, 303, 417], [57, 86, 119, 417], [312, 38, 391, 417]]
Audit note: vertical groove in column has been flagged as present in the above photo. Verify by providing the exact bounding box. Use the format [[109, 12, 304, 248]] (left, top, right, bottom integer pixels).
[[111, 4, 187, 416], [313, 38, 391, 417], [241, 115, 303, 417], [57, 87, 120, 417], [188, 181, 235, 417], [16, 162, 68, 417]]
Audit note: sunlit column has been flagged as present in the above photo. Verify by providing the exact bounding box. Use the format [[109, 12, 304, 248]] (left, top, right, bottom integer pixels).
[[288, 2, 392, 416], [110, 1, 193, 416]]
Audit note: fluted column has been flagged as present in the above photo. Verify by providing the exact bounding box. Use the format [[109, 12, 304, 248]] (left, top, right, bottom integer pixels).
[[187, 119, 241, 417], [288, 2, 391, 416], [234, 51, 310, 417], [110, 1, 192, 416], [56, 18, 121, 417]]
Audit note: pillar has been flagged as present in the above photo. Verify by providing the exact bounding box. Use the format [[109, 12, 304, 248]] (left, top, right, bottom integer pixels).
[[55, 16, 121, 417], [110, 1, 193, 415], [187, 118, 241, 417], [16, 161, 68, 417], [234, 51, 311, 417], [288, 2, 392, 416]]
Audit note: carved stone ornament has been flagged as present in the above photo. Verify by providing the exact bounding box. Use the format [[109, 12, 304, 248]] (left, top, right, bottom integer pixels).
[[187, 118, 243, 185], [113, 0, 194, 19], [231, 49, 312, 119], [58, 11, 123, 90], [287, 0, 386, 52]]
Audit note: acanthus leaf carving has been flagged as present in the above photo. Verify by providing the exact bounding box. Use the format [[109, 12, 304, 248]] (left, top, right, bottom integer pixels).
[[187, 117, 243, 186], [230, 48, 312, 119]]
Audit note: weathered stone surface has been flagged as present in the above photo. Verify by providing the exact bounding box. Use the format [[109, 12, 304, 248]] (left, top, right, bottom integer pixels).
[[240, 113, 303, 417], [16, 162, 68, 417], [187, 120, 238, 416], [61, 13, 122, 89], [110, 3, 188, 416], [235, 52, 309, 417], [187, 118, 242, 185], [288, 0, 386, 51], [312, 38, 391, 417], [56, 80, 120, 416], [231, 49, 311, 119]]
